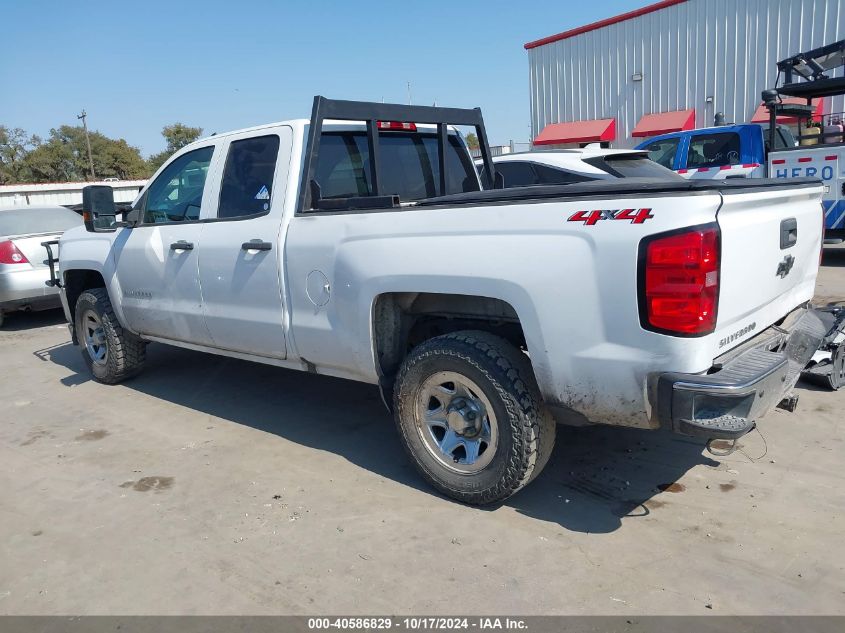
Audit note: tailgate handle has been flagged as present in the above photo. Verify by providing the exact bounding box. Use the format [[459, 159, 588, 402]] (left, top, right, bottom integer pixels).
[[780, 218, 798, 249]]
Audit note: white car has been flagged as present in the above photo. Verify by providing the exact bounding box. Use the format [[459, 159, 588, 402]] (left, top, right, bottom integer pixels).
[[48, 97, 828, 505], [475, 146, 683, 188]]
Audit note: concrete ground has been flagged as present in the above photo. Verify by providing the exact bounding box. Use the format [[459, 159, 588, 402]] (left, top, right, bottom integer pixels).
[[1, 246, 843, 615]]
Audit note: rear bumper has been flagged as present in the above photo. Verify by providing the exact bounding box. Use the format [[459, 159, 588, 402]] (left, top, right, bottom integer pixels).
[[0, 268, 59, 310], [657, 306, 826, 440]]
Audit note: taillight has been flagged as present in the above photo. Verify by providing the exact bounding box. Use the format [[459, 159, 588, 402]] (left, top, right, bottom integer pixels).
[[639, 225, 720, 336], [0, 240, 29, 265], [377, 121, 417, 132]]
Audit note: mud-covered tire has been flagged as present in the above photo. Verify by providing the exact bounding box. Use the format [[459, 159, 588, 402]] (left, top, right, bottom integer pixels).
[[394, 330, 555, 505], [75, 288, 146, 384]]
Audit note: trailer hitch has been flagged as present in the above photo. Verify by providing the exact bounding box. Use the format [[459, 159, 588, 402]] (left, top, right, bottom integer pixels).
[[706, 437, 741, 457]]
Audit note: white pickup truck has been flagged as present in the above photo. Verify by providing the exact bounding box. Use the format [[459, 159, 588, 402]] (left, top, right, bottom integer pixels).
[[47, 97, 828, 505]]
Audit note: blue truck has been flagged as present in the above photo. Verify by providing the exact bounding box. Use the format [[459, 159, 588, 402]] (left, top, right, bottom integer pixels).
[[635, 39, 845, 241], [635, 123, 844, 240]]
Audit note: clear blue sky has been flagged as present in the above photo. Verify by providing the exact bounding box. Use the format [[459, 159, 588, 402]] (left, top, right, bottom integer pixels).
[[0, 0, 643, 157]]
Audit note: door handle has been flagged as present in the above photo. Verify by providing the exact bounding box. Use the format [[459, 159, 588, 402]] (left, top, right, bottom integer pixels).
[[241, 240, 272, 251], [170, 241, 194, 251]]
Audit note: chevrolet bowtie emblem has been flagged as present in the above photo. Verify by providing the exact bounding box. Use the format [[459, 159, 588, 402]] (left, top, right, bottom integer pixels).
[[776, 254, 795, 279]]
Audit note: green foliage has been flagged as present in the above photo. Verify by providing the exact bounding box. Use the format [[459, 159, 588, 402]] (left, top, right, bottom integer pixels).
[[464, 132, 480, 150], [0, 126, 41, 184], [0, 120, 203, 184], [25, 126, 150, 182], [1, 124, 149, 183], [147, 123, 203, 172]]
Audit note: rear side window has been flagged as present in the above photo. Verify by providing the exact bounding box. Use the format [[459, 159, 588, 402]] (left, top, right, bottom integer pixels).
[[218, 135, 280, 219], [495, 162, 539, 187], [586, 155, 684, 180], [480, 161, 594, 189], [762, 125, 796, 151], [0, 207, 81, 237], [686, 132, 741, 169], [532, 163, 594, 184], [314, 132, 479, 202], [641, 138, 680, 168]]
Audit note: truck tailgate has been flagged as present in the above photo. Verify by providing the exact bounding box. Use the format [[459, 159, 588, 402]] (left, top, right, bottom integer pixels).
[[714, 181, 824, 355]]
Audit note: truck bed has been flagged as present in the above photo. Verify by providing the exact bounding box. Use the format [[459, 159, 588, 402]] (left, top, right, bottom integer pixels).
[[416, 176, 823, 207]]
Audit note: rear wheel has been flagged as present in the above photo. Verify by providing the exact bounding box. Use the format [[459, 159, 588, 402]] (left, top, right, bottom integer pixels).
[[75, 288, 146, 384], [393, 330, 555, 505]]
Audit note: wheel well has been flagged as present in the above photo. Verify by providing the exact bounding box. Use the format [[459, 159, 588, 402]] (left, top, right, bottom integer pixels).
[[63, 269, 107, 318], [372, 292, 527, 383]]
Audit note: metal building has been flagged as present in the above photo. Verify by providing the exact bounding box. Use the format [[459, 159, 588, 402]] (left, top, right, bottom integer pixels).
[[526, 0, 845, 148]]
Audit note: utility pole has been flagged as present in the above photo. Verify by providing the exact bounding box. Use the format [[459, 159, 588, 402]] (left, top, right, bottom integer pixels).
[[407, 81, 412, 105], [77, 109, 96, 180]]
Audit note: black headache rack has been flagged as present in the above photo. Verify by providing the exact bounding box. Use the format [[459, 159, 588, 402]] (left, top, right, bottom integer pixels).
[[296, 96, 499, 213], [763, 39, 845, 147]]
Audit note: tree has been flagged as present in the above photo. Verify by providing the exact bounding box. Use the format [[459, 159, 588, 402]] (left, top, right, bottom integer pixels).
[[464, 133, 480, 150], [147, 123, 203, 172], [0, 126, 41, 184], [20, 126, 148, 182], [1, 120, 202, 184]]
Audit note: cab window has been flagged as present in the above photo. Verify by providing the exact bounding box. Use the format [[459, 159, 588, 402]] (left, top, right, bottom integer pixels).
[[686, 132, 741, 169], [314, 131, 479, 202], [218, 135, 281, 219], [641, 138, 680, 169], [143, 146, 214, 224]]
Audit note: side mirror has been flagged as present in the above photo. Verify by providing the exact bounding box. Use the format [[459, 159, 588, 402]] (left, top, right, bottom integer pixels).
[[82, 185, 117, 232]]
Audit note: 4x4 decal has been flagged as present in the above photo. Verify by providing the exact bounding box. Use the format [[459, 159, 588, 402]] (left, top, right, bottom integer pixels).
[[567, 208, 654, 226]]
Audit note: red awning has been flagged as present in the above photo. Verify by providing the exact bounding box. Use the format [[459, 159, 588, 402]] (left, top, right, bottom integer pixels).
[[750, 98, 824, 124], [533, 118, 616, 145], [631, 109, 696, 137]]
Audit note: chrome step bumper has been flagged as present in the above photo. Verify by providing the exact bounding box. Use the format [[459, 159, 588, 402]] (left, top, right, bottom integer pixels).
[[657, 306, 827, 440]]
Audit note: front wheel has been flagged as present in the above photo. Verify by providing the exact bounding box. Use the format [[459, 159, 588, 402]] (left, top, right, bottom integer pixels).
[[75, 288, 146, 384], [393, 331, 555, 505]]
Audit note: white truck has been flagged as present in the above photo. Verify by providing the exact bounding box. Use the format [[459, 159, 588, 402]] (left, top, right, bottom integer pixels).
[[46, 97, 829, 505]]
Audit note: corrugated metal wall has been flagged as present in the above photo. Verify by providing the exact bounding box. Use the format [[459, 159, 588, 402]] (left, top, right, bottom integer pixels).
[[0, 181, 146, 208], [528, 0, 845, 148]]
